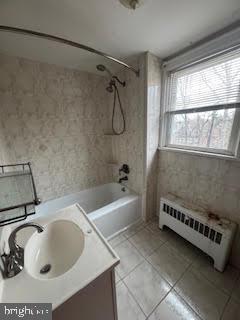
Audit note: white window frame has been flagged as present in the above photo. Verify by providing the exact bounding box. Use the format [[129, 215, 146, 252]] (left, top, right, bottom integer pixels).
[[160, 62, 240, 159]]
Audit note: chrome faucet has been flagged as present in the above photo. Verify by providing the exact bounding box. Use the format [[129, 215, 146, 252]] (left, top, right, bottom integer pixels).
[[1, 222, 44, 278], [118, 176, 128, 184]]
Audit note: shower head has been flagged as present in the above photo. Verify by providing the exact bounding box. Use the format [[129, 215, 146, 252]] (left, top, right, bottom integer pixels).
[[96, 64, 126, 92], [96, 64, 113, 77]]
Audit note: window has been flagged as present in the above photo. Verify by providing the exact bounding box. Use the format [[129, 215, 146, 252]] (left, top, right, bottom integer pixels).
[[162, 48, 240, 156]]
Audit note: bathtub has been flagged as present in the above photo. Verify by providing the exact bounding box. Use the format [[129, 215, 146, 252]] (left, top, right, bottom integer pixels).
[[36, 183, 141, 239]]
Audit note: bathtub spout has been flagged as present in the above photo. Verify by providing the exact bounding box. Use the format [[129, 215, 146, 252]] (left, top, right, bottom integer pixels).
[[118, 176, 128, 184]]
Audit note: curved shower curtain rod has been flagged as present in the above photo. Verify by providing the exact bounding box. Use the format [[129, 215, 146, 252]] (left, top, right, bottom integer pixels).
[[0, 25, 140, 77]]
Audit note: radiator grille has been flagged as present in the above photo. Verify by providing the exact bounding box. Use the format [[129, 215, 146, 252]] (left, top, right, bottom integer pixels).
[[163, 203, 222, 245]]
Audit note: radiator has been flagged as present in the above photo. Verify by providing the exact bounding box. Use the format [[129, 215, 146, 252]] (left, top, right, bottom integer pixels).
[[159, 196, 237, 272]]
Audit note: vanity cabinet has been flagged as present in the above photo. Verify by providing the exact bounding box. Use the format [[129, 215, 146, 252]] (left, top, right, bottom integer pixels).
[[53, 269, 118, 320]]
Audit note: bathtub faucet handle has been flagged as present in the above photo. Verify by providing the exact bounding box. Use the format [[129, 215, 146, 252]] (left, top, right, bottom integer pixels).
[[119, 164, 130, 175]]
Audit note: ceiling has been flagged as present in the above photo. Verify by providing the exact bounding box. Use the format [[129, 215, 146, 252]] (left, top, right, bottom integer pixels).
[[0, 0, 240, 74]]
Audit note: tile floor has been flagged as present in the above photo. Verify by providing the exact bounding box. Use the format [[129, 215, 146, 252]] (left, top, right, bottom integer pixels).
[[110, 218, 240, 320]]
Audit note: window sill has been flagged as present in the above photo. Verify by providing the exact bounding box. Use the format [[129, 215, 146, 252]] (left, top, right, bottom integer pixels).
[[158, 146, 240, 162]]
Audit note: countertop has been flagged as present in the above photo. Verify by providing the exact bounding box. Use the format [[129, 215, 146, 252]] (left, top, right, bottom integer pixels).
[[0, 204, 119, 309]]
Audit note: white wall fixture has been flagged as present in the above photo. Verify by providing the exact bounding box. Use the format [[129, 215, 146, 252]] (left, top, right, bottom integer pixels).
[[159, 195, 237, 272], [119, 0, 145, 10]]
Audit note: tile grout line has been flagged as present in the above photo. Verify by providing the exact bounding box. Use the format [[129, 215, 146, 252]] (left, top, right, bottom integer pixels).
[[190, 263, 239, 297], [120, 224, 174, 319], [149, 226, 239, 298], [117, 224, 171, 319], [121, 275, 149, 318], [167, 232, 240, 298], [129, 222, 171, 251], [117, 234, 163, 282], [145, 252, 178, 288], [116, 222, 194, 286], [114, 223, 155, 318], [123, 224, 146, 239], [145, 289, 174, 320], [145, 223, 203, 264], [123, 270, 170, 320], [140, 224, 198, 289], [145, 287, 205, 320], [220, 294, 231, 320], [115, 222, 237, 320], [167, 258, 207, 319], [127, 235, 166, 263], [172, 260, 231, 320], [118, 258, 145, 281], [229, 269, 240, 300], [173, 261, 194, 290]]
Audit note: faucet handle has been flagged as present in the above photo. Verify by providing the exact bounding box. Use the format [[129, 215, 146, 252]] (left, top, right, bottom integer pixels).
[[14, 246, 24, 259], [119, 164, 130, 175], [7, 255, 23, 278]]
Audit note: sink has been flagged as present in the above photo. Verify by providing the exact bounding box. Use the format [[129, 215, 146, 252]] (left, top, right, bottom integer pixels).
[[25, 220, 85, 279]]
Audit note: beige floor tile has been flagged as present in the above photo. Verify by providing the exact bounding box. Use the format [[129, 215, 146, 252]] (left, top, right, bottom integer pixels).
[[146, 221, 160, 233], [222, 297, 240, 320], [232, 276, 240, 302], [128, 228, 164, 258], [192, 253, 240, 294], [115, 240, 144, 278], [115, 270, 121, 284], [109, 233, 126, 248], [147, 243, 190, 286], [145, 215, 158, 226], [167, 232, 200, 263], [116, 282, 146, 320], [175, 267, 229, 320], [145, 223, 172, 243], [148, 289, 201, 320], [124, 261, 171, 316], [122, 220, 146, 239]]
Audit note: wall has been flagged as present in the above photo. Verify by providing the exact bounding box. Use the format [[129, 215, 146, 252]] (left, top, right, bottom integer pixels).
[[0, 53, 113, 202], [145, 53, 161, 220], [0, 52, 149, 221], [0, 126, 10, 165], [110, 55, 146, 217], [158, 150, 240, 268]]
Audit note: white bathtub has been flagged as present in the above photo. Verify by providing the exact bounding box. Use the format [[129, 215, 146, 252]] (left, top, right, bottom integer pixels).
[[36, 183, 141, 239]]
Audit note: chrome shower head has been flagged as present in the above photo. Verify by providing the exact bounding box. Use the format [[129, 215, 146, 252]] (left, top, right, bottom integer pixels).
[[96, 64, 126, 92], [96, 64, 113, 77]]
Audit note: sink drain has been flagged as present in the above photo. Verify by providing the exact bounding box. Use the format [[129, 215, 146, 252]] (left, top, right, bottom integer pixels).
[[40, 264, 51, 274]]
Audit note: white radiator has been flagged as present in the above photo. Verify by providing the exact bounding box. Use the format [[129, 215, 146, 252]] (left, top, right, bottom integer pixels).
[[159, 196, 237, 272]]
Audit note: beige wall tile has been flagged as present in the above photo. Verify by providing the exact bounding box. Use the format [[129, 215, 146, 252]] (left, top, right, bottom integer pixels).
[[158, 149, 240, 268], [0, 53, 113, 201]]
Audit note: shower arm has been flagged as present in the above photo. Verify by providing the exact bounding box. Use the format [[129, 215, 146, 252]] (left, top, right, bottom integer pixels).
[[112, 76, 126, 87], [0, 25, 140, 77]]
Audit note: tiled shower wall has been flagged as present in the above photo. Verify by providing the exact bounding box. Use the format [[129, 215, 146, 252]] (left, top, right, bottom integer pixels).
[[158, 150, 240, 268], [145, 53, 161, 220], [0, 126, 10, 165], [0, 53, 113, 202], [111, 55, 146, 199]]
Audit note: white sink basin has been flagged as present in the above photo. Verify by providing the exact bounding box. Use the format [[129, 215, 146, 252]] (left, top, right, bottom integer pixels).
[[25, 219, 85, 279]]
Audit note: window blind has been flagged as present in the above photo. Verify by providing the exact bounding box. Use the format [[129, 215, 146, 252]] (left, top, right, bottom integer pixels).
[[168, 48, 240, 111]]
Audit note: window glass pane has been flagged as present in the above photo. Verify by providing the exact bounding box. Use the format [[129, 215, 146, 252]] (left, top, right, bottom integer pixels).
[[169, 109, 235, 150], [170, 55, 240, 111]]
